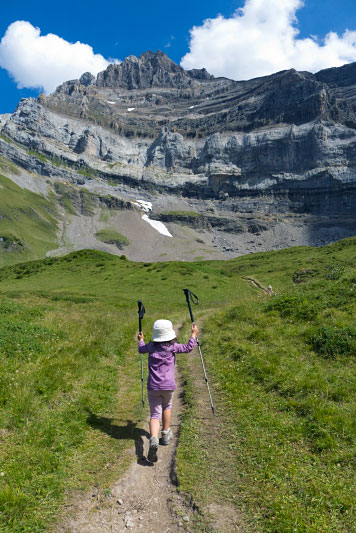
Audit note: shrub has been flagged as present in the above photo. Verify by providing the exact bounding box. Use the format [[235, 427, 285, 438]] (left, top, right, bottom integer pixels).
[[324, 280, 356, 308], [292, 269, 317, 284], [266, 292, 321, 321], [231, 346, 245, 361], [308, 325, 356, 358], [324, 264, 345, 280]]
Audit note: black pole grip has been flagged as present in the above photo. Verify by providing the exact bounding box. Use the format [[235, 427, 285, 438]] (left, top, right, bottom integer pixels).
[[137, 300, 145, 331], [183, 288, 194, 322]]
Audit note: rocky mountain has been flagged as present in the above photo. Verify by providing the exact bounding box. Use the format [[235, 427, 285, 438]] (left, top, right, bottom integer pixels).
[[2, 50, 356, 264]]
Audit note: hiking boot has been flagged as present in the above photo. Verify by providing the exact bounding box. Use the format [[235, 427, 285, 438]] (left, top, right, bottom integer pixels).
[[147, 436, 159, 462], [161, 428, 173, 446]]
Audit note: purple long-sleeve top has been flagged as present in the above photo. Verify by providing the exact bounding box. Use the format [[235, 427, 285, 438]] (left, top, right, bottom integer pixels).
[[138, 336, 196, 390]]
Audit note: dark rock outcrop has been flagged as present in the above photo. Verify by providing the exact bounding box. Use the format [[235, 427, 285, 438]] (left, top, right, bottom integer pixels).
[[80, 72, 96, 87], [316, 62, 356, 88], [152, 212, 267, 234]]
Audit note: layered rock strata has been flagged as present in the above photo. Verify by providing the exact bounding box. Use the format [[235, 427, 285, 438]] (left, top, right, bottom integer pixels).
[[2, 50, 356, 258]]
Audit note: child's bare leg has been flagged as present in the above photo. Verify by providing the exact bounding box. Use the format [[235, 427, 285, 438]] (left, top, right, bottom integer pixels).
[[162, 408, 171, 431], [150, 417, 160, 438]]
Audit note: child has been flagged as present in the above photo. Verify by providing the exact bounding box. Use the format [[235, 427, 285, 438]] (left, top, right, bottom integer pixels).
[[138, 319, 198, 463]]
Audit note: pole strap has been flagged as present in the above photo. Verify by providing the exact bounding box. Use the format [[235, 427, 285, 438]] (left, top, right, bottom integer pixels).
[[184, 288, 199, 306]]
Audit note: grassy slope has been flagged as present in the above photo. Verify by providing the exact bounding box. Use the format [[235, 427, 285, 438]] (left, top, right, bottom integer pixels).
[[0, 163, 126, 268], [0, 173, 59, 267], [95, 229, 129, 248], [177, 240, 356, 532], [0, 251, 237, 532], [0, 240, 356, 530]]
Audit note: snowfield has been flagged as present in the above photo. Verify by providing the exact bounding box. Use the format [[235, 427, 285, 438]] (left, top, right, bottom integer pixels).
[[141, 215, 172, 237]]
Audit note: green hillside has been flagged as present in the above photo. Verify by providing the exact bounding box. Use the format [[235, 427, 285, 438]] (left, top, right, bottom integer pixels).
[[0, 239, 356, 531], [0, 173, 58, 267]]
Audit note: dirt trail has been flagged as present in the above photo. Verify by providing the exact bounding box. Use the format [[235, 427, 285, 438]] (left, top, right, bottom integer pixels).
[[56, 321, 244, 533], [56, 367, 195, 533]]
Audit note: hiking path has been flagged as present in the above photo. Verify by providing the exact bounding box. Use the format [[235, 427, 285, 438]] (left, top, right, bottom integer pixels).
[[56, 359, 194, 532], [56, 321, 243, 532]]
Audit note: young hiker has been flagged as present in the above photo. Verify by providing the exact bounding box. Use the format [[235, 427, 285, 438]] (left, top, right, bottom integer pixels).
[[138, 319, 198, 463]]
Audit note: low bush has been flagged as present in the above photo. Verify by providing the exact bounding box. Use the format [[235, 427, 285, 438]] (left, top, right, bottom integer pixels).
[[292, 268, 317, 284], [266, 292, 322, 321], [308, 325, 356, 358]]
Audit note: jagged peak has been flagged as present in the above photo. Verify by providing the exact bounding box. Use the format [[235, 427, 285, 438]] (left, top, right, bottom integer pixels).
[[123, 50, 184, 74], [95, 50, 195, 90], [94, 51, 214, 86]]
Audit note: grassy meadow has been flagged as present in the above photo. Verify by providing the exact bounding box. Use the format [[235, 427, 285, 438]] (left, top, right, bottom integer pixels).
[[0, 173, 58, 267], [0, 239, 356, 531]]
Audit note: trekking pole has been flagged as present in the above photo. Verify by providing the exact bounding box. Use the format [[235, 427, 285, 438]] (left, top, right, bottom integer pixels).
[[137, 300, 145, 408], [183, 288, 215, 415]]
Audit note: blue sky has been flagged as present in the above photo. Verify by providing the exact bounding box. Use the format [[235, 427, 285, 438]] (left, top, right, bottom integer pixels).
[[1, 0, 356, 114]]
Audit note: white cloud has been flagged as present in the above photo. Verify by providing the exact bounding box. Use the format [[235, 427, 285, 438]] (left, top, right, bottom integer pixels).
[[181, 0, 356, 80], [0, 21, 117, 94]]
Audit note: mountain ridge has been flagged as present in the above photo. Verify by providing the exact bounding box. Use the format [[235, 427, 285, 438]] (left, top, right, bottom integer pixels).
[[2, 51, 356, 264]]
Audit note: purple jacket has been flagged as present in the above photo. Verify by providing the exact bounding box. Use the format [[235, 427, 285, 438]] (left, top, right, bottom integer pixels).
[[138, 336, 196, 390]]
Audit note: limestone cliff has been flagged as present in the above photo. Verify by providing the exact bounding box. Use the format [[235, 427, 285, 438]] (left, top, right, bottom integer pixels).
[[2, 51, 356, 260]]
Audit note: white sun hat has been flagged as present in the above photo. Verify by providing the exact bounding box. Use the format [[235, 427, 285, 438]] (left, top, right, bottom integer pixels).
[[152, 319, 176, 342]]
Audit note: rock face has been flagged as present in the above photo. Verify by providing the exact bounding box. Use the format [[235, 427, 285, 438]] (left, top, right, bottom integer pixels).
[[96, 51, 197, 89], [2, 50, 356, 259]]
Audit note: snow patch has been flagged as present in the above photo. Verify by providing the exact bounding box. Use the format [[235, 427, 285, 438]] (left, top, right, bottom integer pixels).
[[142, 215, 172, 237], [134, 200, 152, 212]]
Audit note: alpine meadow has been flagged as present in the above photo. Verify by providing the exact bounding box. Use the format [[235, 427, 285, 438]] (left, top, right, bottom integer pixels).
[[1, 237, 356, 530]]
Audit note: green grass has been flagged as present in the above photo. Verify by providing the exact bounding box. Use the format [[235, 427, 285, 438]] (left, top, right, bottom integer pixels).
[[0, 294, 141, 532], [200, 310, 356, 531], [78, 167, 96, 179], [0, 134, 16, 146], [54, 182, 96, 216], [175, 239, 356, 531], [0, 174, 59, 268], [47, 155, 68, 169], [162, 211, 202, 217], [27, 149, 48, 163], [0, 249, 234, 531], [0, 156, 21, 176], [95, 229, 129, 249], [1, 239, 356, 530]]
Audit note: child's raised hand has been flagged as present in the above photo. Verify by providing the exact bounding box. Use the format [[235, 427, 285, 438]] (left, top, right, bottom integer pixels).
[[191, 323, 199, 337], [138, 332, 144, 341]]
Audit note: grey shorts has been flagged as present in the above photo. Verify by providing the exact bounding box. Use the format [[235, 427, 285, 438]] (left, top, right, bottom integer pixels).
[[147, 390, 174, 420]]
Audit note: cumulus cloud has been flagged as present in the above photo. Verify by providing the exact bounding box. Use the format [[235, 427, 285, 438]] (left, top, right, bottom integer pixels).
[[181, 0, 356, 80], [0, 21, 117, 94]]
